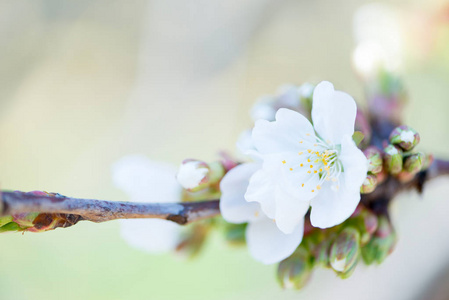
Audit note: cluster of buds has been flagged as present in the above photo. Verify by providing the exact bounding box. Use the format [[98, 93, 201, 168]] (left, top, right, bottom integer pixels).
[[277, 206, 396, 289], [0, 191, 82, 233], [386, 125, 432, 182], [360, 125, 432, 193]]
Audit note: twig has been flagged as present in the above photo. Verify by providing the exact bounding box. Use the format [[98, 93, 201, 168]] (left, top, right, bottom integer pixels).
[[0, 191, 220, 225]]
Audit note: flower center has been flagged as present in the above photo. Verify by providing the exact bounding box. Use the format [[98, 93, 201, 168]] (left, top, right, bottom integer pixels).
[[283, 135, 343, 193]]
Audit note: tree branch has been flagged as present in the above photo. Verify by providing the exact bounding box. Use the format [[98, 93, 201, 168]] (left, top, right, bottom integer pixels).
[[0, 158, 448, 231], [0, 191, 220, 225]]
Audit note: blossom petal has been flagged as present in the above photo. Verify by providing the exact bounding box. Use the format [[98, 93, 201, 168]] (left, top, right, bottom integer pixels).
[[309, 181, 361, 229], [245, 167, 277, 219], [311, 81, 357, 144], [252, 108, 315, 155], [339, 135, 369, 192], [120, 219, 180, 253], [112, 155, 181, 203], [274, 185, 310, 234], [220, 163, 262, 223], [246, 216, 304, 264]]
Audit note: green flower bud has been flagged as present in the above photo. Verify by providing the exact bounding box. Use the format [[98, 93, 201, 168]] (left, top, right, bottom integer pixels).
[[338, 261, 358, 279], [389, 125, 420, 151], [277, 246, 312, 290], [311, 239, 332, 268], [358, 210, 378, 246], [362, 210, 378, 235], [329, 227, 360, 276], [364, 146, 383, 174], [403, 152, 424, 174], [384, 144, 403, 175], [360, 174, 378, 194], [361, 216, 396, 265]]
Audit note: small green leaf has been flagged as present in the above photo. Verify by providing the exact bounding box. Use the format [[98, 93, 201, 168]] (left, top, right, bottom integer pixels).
[[0, 222, 21, 233], [352, 131, 365, 146]]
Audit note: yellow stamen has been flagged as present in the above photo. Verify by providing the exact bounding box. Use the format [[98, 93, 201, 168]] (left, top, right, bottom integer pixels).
[[314, 170, 318, 173], [317, 185, 321, 190], [311, 189, 315, 192], [282, 160, 286, 164], [298, 152, 303, 155], [310, 165, 313, 168], [300, 163, 304, 167], [289, 168, 293, 171], [307, 149, 312, 153], [301, 183, 304, 187]]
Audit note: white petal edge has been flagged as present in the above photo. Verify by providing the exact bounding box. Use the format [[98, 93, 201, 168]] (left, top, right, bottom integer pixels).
[[252, 108, 315, 155], [311, 81, 357, 144], [220, 163, 262, 223], [339, 135, 369, 193], [246, 216, 304, 264]]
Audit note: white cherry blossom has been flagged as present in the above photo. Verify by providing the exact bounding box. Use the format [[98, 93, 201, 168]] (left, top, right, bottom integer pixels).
[[220, 81, 368, 264], [248, 81, 368, 232]]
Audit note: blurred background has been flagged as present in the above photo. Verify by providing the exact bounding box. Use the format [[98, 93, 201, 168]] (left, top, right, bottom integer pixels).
[[1, 0, 449, 299]]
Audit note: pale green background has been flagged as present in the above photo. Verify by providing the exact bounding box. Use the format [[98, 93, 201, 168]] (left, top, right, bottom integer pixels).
[[0, 0, 449, 299]]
